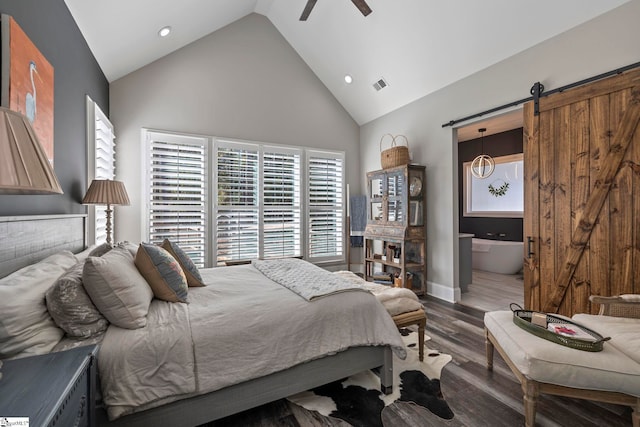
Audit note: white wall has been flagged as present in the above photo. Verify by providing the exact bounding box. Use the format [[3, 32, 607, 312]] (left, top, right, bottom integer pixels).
[[360, 0, 640, 302], [110, 14, 360, 243]]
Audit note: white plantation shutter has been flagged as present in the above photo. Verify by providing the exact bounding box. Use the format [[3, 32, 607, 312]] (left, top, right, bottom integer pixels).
[[146, 132, 207, 267], [307, 151, 344, 261], [216, 142, 260, 264], [263, 148, 301, 259], [144, 131, 341, 267], [87, 97, 115, 245]]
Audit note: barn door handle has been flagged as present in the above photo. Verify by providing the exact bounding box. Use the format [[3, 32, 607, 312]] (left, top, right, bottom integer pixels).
[[527, 236, 535, 258]]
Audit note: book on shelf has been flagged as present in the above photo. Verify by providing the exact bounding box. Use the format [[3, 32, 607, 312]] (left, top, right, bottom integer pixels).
[[547, 323, 596, 341]]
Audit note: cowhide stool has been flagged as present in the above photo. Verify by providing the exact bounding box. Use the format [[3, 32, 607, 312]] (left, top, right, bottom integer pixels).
[[392, 309, 426, 361]]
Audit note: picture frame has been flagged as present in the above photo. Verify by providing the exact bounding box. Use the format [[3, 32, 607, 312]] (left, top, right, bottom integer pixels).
[[1, 14, 55, 164]]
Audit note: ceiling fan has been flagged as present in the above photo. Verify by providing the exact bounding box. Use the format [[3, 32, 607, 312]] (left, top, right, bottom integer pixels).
[[300, 0, 372, 21]]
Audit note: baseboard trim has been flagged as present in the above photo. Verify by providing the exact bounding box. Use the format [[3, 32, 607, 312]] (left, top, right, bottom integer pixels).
[[427, 280, 459, 303]]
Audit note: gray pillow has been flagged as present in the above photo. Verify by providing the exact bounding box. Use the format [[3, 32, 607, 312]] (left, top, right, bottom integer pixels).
[[46, 261, 109, 338], [88, 242, 113, 257], [0, 251, 76, 359], [162, 239, 204, 287], [83, 247, 153, 329], [115, 241, 139, 258]]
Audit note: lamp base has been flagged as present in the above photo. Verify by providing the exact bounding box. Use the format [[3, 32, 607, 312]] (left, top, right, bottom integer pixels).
[[105, 204, 113, 245]]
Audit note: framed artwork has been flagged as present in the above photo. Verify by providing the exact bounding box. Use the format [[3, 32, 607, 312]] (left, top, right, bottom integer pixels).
[[1, 14, 55, 164]]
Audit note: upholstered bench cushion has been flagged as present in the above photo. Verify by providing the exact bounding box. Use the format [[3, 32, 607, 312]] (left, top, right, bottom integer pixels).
[[572, 314, 640, 365], [484, 311, 640, 398]]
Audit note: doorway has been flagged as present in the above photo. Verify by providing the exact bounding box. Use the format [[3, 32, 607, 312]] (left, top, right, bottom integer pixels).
[[456, 109, 525, 312]]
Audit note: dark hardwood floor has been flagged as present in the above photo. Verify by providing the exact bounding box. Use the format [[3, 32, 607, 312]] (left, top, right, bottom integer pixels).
[[209, 297, 633, 427]]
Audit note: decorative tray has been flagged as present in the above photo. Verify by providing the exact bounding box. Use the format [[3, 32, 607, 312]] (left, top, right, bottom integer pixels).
[[510, 304, 610, 352]]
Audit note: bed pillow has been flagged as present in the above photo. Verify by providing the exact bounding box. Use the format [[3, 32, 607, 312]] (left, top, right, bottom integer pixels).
[[46, 261, 109, 338], [0, 251, 76, 359], [88, 242, 113, 257], [161, 239, 204, 287], [115, 241, 139, 258], [74, 243, 113, 262], [135, 243, 188, 303], [83, 247, 153, 329]]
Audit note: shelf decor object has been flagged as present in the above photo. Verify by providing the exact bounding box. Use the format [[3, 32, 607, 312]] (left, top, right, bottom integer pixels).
[[379, 133, 410, 169], [364, 164, 426, 295], [82, 179, 130, 245]]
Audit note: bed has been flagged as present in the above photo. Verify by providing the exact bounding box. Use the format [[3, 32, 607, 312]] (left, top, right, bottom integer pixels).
[[0, 215, 406, 427]]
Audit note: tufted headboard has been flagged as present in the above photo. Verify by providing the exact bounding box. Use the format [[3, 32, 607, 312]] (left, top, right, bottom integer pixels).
[[0, 214, 86, 279]]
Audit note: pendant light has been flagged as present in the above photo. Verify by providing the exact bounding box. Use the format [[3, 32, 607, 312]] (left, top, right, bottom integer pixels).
[[470, 128, 494, 179]]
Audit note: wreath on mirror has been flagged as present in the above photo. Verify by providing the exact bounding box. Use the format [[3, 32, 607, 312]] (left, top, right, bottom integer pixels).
[[488, 179, 509, 197]]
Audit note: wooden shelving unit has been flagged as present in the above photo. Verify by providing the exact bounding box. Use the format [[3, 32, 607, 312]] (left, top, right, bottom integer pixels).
[[364, 164, 426, 295]]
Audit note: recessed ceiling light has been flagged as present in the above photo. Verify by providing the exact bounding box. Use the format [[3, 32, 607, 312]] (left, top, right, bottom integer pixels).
[[158, 26, 172, 37], [344, 74, 353, 84]]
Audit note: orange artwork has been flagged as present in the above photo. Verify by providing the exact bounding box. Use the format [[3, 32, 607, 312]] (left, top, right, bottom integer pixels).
[[1, 15, 54, 164]]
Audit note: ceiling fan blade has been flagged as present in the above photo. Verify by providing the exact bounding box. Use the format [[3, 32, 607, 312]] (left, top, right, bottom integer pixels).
[[351, 0, 372, 17], [300, 0, 317, 21]]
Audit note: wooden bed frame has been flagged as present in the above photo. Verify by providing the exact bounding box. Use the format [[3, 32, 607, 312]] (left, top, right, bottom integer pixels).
[[0, 214, 394, 427]]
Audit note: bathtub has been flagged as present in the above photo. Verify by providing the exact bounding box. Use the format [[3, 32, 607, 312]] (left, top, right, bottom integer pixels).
[[471, 238, 523, 275]]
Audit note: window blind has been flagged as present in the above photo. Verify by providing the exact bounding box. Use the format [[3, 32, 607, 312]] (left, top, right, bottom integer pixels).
[[307, 151, 344, 261], [88, 99, 115, 245], [147, 132, 207, 267], [263, 149, 301, 259], [216, 143, 260, 264], [144, 131, 343, 267]]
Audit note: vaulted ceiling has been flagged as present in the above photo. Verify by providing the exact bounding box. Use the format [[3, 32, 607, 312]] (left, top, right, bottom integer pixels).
[[64, 0, 629, 125]]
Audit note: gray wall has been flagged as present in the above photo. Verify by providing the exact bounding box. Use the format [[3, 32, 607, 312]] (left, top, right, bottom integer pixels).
[[360, 0, 640, 302], [0, 0, 109, 215], [110, 13, 360, 244]]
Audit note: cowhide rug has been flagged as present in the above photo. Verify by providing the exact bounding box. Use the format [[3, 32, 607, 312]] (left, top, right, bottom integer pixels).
[[288, 328, 454, 427]]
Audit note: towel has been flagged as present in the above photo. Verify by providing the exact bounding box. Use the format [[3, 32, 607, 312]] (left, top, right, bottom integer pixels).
[[350, 195, 366, 247]]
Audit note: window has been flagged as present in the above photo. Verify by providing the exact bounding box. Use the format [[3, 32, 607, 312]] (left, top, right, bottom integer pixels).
[[463, 153, 523, 218], [145, 131, 208, 267], [215, 142, 260, 263], [215, 140, 302, 265], [86, 97, 115, 245], [144, 131, 343, 267], [262, 148, 301, 259], [307, 150, 344, 261]]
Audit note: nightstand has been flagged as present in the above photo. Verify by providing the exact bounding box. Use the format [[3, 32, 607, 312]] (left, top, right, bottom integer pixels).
[[0, 344, 98, 427]]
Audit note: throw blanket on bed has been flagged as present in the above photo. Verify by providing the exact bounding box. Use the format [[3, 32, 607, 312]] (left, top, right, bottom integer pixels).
[[252, 258, 369, 301], [333, 270, 424, 316]]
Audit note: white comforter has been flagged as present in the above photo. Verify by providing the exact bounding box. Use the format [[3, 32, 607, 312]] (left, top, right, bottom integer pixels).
[[99, 264, 406, 420]]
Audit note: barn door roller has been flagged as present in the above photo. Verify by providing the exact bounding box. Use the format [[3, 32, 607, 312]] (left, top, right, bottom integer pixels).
[[530, 82, 545, 116]]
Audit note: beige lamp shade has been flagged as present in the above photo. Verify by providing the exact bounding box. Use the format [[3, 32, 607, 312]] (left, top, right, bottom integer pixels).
[[0, 106, 63, 194], [82, 179, 130, 206], [83, 179, 130, 245]]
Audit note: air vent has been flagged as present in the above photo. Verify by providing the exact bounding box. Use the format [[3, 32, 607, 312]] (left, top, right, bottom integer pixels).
[[373, 77, 388, 91]]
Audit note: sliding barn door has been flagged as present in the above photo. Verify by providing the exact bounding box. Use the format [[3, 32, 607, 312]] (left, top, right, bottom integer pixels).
[[523, 69, 640, 316]]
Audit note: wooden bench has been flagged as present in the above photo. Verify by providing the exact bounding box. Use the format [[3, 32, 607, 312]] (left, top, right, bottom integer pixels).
[[392, 309, 426, 361]]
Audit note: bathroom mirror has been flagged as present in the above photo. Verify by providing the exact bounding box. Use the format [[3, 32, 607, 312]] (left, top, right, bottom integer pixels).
[[463, 153, 523, 218]]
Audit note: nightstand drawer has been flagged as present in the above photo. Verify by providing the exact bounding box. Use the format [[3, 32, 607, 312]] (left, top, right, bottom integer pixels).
[[51, 367, 90, 427]]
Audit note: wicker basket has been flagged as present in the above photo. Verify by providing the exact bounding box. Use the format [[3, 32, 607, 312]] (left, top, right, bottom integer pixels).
[[380, 134, 410, 169], [510, 304, 610, 352]]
